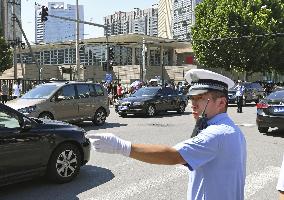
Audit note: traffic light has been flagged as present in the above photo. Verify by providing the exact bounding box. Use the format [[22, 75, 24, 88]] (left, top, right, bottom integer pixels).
[[41, 6, 48, 22]]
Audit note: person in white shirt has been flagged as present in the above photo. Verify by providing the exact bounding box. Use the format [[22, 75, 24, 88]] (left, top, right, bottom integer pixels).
[[235, 80, 245, 113], [12, 80, 22, 99], [277, 154, 284, 200]]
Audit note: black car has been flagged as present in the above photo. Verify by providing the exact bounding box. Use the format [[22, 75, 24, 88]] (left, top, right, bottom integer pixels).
[[0, 103, 90, 186], [228, 82, 265, 106], [256, 89, 284, 133], [115, 87, 188, 117]]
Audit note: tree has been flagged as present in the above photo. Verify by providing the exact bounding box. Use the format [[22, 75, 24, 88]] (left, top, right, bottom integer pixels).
[[191, 0, 284, 74], [0, 35, 13, 73]]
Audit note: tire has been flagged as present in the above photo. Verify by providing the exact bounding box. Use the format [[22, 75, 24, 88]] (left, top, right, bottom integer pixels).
[[177, 102, 186, 114], [93, 108, 107, 126], [146, 105, 156, 117], [46, 143, 82, 183], [258, 127, 269, 133], [39, 112, 54, 120]]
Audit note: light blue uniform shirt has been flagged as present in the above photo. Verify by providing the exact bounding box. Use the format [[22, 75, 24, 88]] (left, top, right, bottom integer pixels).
[[174, 113, 246, 200]]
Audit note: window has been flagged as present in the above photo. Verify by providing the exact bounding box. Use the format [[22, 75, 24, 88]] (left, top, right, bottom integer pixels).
[[57, 85, 76, 100], [94, 84, 104, 96], [76, 84, 91, 98], [0, 111, 20, 129]]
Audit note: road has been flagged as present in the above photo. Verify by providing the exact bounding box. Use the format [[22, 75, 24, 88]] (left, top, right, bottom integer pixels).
[[0, 104, 283, 200]]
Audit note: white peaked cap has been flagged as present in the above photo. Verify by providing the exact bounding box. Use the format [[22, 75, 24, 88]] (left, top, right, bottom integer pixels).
[[185, 69, 235, 96]]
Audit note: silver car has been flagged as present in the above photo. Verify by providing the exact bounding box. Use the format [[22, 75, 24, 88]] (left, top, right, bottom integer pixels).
[[6, 81, 110, 125]]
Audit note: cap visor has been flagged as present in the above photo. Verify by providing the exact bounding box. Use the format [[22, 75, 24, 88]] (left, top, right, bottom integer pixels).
[[188, 89, 210, 96]]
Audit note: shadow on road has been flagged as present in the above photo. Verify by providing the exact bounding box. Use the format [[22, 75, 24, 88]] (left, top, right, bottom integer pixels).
[[76, 121, 128, 130], [264, 129, 284, 138], [0, 165, 114, 200], [118, 111, 192, 119]]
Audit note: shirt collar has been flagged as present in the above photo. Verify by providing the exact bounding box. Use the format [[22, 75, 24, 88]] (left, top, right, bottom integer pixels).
[[207, 112, 228, 125]]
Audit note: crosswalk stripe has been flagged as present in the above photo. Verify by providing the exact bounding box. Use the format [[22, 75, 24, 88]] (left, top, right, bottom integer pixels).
[[84, 165, 280, 200], [245, 166, 280, 199]]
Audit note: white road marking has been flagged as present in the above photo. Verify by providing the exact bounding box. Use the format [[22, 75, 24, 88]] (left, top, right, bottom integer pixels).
[[83, 165, 280, 200], [236, 123, 256, 127], [245, 166, 280, 199], [85, 166, 188, 200]]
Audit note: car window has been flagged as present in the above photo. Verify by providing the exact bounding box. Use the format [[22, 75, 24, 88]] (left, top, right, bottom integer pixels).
[[58, 85, 76, 100], [0, 111, 20, 129], [131, 88, 160, 97], [21, 84, 58, 99], [267, 90, 284, 100], [77, 84, 91, 98], [94, 84, 104, 96]]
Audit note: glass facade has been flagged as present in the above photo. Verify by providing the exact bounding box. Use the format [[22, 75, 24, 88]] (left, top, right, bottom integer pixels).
[[19, 44, 170, 67]]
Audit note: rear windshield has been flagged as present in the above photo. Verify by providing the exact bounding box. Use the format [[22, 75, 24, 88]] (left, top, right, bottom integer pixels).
[[267, 90, 284, 100], [21, 84, 58, 99]]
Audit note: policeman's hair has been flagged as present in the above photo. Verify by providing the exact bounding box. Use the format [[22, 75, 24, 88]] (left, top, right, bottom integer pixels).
[[209, 91, 228, 111]]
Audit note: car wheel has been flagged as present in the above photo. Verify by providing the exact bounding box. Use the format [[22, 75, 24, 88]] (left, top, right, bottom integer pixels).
[[39, 112, 54, 120], [146, 105, 156, 117], [46, 143, 82, 183], [177, 102, 186, 114], [93, 108, 106, 126], [258, 127, 269, 133]]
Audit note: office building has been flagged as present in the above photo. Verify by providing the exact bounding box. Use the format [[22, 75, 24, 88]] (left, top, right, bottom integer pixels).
[[1, 0, 21, 42], [158, 0, 173, 39], [35, 2, 84, 43], [104, 7, 158, 37]]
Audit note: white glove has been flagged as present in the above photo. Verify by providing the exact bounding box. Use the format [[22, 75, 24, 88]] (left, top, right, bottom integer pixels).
[[86, 132, 132, 157]]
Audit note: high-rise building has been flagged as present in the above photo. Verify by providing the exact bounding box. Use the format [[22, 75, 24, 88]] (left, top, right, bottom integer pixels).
[[104, 7, 158, 37], [1, 0, 22, 42], [158, 0, 173, 39], [35, 2, 84, 43], [172, 0, 202, 41]]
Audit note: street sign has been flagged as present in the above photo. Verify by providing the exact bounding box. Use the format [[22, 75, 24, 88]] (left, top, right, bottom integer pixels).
[[105, 73, 112, 83]]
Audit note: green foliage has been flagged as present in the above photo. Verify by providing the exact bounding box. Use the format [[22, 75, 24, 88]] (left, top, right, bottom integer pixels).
[[192, 0, 284, 74], [0, 36, 13, 73]]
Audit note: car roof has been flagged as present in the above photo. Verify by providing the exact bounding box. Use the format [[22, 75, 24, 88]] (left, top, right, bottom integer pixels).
[[39, 81, 98, 86]]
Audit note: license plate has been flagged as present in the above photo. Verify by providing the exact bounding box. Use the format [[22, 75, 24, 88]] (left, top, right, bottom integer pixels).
[[273, 107, 284, 113], [118, 106, 128, 111]]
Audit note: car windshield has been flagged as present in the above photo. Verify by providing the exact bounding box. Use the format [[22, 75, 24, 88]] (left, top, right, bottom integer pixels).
[[21, 84, 58, 99], [267, 90, 284, 100], [131, 88, 159, 97]]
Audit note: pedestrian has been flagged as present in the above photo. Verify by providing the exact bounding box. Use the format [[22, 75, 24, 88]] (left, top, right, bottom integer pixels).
[[117, 83, 123, 99], [12, 80, 22, 99], [87, 69, 247, 200], [1, 81, 8, 104], [277, 154, 284, 200], [235, 80, 245, 113]]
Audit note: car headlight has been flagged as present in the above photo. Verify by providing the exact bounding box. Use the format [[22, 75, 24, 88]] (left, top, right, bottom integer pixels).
[[133, 102, 144, 106], [18, 106, 37, 114]]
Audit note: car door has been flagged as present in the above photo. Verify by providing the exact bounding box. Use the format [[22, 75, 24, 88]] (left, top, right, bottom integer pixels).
[[163, 87, 178, 110], [0, 109, 43, 178], [76, 84, 97, 119], [51, 84, 79, 121]]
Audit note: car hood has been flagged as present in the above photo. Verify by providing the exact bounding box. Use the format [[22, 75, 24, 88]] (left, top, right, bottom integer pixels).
[[33, 117, 85, 132], [119, 96, 153, 103], [6, 98, 46, 110]]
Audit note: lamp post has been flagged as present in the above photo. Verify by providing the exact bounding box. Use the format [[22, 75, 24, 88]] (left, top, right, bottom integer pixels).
[[75, 0, 80, 80]]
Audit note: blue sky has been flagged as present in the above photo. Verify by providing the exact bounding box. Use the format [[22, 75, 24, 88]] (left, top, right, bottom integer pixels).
[[21, 0, 158, 43]]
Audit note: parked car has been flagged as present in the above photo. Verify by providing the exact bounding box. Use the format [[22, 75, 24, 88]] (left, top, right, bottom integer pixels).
[[228, 82, 265, 106], [0, 103, 90, 186], [6, 81, 110, 125], [115, 86, 188, 117], [256, 89, 284, 133]]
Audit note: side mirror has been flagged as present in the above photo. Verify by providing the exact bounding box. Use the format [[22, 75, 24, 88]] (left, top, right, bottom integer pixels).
[[22, 118, 32, 131]]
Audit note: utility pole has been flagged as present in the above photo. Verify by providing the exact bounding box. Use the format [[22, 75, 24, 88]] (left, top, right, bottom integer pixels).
[[75, 0, 80, 80], [12, 0, 17, 79]]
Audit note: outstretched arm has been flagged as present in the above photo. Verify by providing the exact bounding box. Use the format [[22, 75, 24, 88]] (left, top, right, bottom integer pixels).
[[130, 144, 186, 165], [87, 132, 186, 165]]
